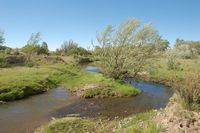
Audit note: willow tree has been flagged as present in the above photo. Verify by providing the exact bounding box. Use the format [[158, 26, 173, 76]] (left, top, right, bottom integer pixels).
[[0, 30, 5, 45], [95, 18, 160, 79], [21, 32, 42, 61]]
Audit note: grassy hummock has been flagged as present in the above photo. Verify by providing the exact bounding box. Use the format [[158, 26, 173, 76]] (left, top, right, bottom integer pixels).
[[66, 71, 140, 98]]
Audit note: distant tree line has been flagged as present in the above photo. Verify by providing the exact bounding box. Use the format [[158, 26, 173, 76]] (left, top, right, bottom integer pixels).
[[1, 30, 91, 58], [174, 38, 200, 58], [166, 39, 200, 70], [56, 40, 91, 56]]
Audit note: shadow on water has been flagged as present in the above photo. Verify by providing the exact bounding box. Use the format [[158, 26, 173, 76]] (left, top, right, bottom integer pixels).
[[0, 66, 173, 133]]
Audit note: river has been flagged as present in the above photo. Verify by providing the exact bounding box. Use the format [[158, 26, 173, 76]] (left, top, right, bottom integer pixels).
[[0, 66, 173, 133]]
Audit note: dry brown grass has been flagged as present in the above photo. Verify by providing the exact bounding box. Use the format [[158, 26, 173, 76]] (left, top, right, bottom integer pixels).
[[173, 68, 200, 110]]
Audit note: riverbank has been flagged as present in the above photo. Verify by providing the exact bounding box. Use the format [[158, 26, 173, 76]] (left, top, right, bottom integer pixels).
[[34, 80, 172, 133], [0, 80, 172, 132], [154, 94, 200, 133], [0, 59, 140, 102], [35, 110, 159, 133], [36, 94, 200, 133]]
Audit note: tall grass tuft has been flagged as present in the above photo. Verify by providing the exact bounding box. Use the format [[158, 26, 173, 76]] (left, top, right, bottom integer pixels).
[[173, 68, 200, 111]]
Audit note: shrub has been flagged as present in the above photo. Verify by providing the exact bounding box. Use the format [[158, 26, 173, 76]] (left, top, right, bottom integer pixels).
[[12, 48, 20, 55], [173, 68, 200, 111], [4, 48, 11, 54], [83, 88, 102, 98], [5, 55, 26, 64], [57, 40, 91, 56], [166, 49, 180, 70]]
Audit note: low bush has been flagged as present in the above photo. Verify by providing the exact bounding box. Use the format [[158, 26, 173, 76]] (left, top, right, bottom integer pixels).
[[173, 68, 200, 111], [5, 55, 26, 64], [83, 88, 102, 98]]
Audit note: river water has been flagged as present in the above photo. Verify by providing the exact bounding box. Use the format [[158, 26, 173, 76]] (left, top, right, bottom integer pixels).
[[0, 66, 173, 133]]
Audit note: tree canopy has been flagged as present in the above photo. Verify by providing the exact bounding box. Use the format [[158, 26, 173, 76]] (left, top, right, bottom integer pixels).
[[0, 30, 5, 45], [95, 18, 161, 79], [21, 32, 49, 55]]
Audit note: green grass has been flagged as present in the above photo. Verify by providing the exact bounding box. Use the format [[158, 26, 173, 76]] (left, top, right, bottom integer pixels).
[[40, 117, 97, 133], [143, 56, 200, 86], [0, 61, 140, 101], [61, 70, 140, 98], [117, 111, 159, 133], [36, 116, 120, 133], [0, 63, 64, 101], [36, 111, 159, 133]]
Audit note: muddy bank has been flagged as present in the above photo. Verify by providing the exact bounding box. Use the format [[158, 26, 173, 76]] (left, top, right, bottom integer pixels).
[[154, 94, 200, 133]]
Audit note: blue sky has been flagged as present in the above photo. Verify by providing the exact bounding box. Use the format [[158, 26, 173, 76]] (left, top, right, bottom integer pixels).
[[0, 0, 199, 50]]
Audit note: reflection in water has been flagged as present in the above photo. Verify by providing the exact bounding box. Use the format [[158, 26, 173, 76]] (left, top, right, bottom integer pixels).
[[81, 66, 101, 73], [0, 66, 173, 133]]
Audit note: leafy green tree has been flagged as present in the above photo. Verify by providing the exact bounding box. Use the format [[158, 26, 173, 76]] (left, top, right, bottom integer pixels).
[[21, 32, 42, 54], [0, 30, 6, 51], [95, 18, 160, 79], [57, 40, 91, 56], [156, 38, 169, 51], [174, 38, 184, 48], [39, 41, 49, 55], [21, 32, 42, 61], [27, 32, 41, 46], [166, 48, 180, 70], [61, 40, 78, 54]]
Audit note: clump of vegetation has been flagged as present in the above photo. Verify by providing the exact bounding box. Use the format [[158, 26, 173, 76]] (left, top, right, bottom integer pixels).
[[166, 49, 180, 70], [0, 30, 5, 45], [176, 44, 196, 59], [56, 40, 91, 57], [95, 18, 165, 79], [37, 117, 97, 133], [36, 111, 159, 133], [63, 69, 140, 98], [0, 63, 64, 102], [21, 32, 49, 61], [82, 81, 140, 98], [173, 68, 200, 111], [118, 111, 159, 133], [173, 38, 200, 59], [0, 78, 56, 101]]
